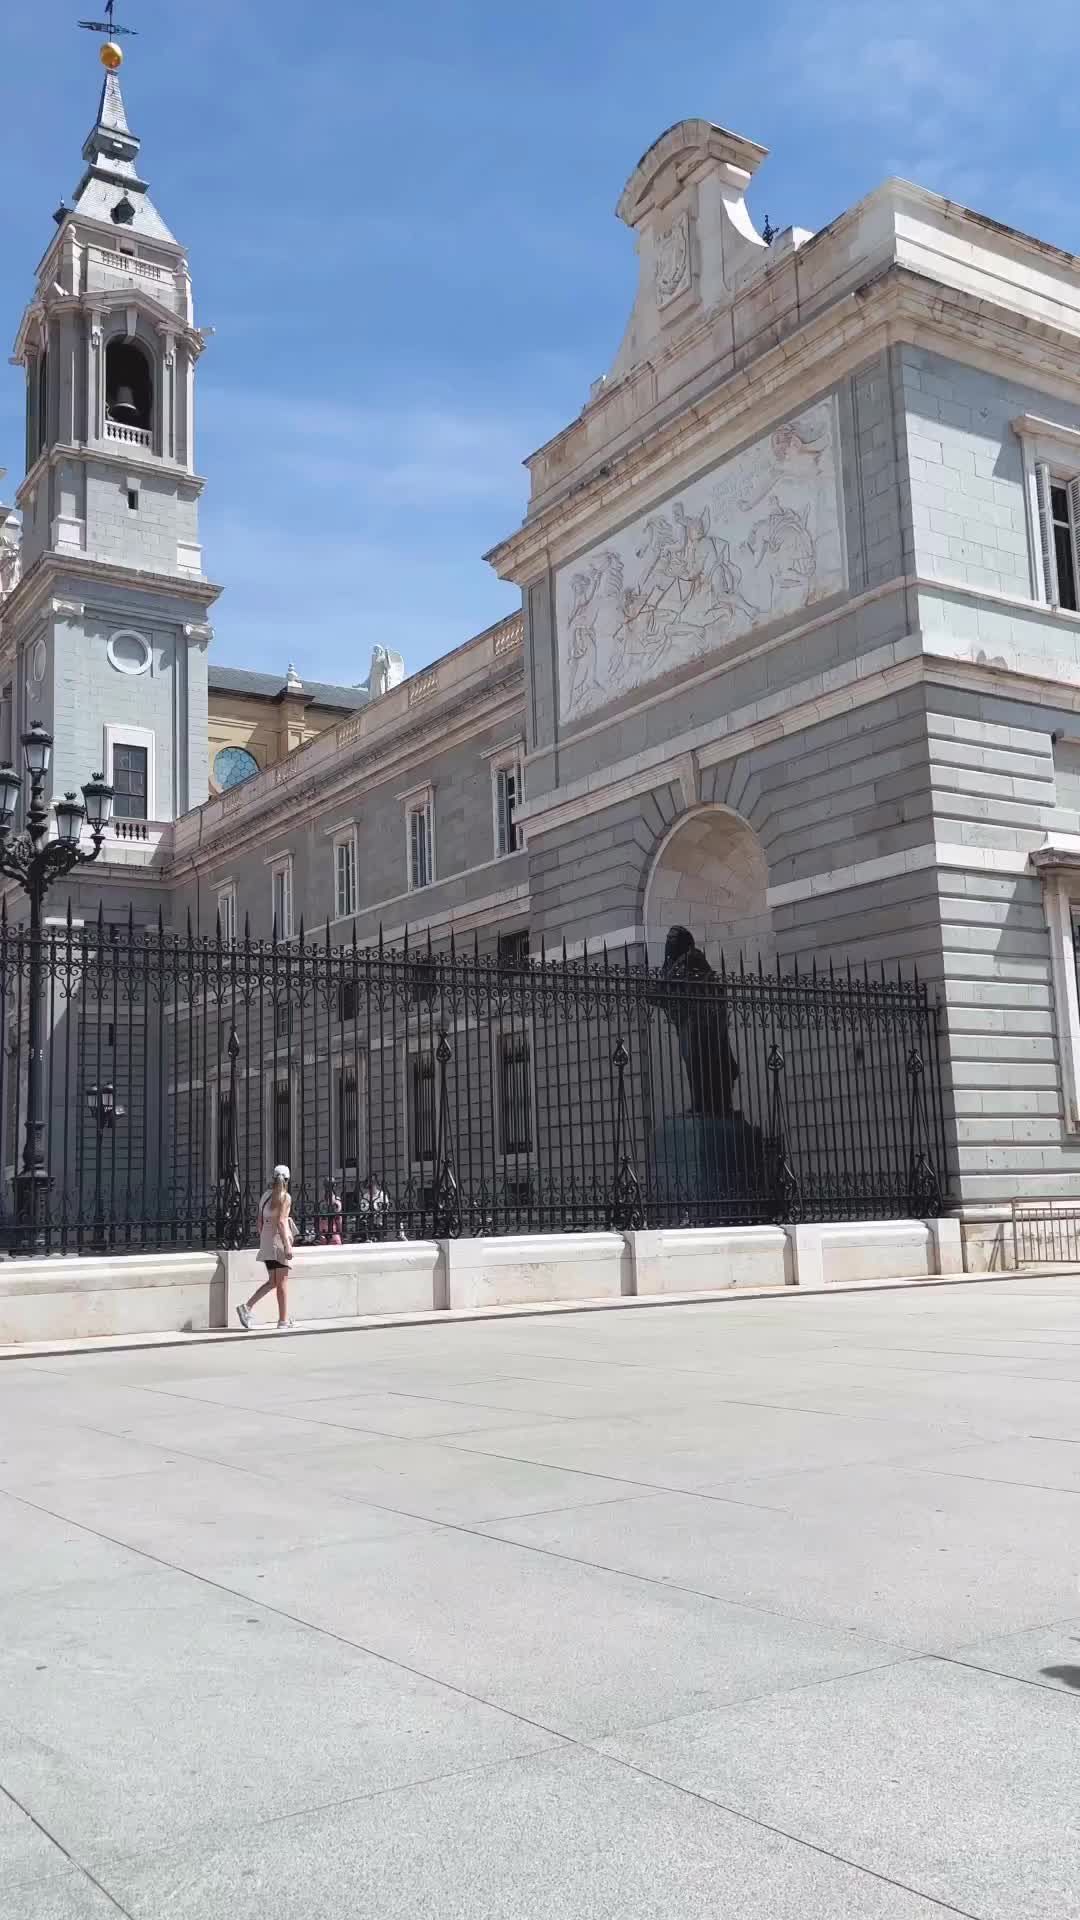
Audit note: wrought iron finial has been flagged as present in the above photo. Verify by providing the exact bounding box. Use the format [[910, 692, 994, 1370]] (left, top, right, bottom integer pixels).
[[761, 213, 777, 247], [78, 0, 137, 34], [79, 0, 137, 68]]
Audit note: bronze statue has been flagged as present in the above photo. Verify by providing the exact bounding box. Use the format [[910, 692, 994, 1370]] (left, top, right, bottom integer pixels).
[[655, 926, 740, 1117]]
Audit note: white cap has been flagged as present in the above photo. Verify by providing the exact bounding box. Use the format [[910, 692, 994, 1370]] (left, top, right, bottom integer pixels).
[[272, 1164, 290, 1182]]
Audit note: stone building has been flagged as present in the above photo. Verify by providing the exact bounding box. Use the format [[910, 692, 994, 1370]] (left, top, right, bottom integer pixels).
[[5, 62, 1080, 1258]]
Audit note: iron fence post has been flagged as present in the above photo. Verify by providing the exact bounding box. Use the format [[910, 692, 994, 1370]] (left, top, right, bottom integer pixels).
[[905, 1045, 943, 1217], [608, 1038, 644, 1231], [766, 1043, 802, 1222], [433, 1029, 462, 1238], [215, 1025, 245, 1248]]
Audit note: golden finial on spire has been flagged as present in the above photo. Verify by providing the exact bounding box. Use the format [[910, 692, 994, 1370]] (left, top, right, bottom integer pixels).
[[78, 2, 137, 67]]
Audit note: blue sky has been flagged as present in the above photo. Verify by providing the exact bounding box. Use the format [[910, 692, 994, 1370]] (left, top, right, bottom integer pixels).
[[1, 0, 1076, 686]]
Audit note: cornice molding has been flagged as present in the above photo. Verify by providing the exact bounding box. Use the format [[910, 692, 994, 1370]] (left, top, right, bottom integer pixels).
[[1, 550, 221, 629], [488, 262, 1080, 583], [171, 668, 526, 873], [16, 444, 207, 505]]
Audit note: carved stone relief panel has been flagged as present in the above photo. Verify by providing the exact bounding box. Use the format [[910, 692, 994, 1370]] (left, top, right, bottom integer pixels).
[[555, 396, 845, 724]]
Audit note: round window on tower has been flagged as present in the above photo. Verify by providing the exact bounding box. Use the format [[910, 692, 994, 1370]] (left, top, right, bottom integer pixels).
[[107, 629, 151, 676], [214, 746, 259, 791]]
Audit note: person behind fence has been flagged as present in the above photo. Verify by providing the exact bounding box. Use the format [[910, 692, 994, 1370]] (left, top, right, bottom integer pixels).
[[317, 1179, 343, 1245], [237, 1165, 296, 1331]]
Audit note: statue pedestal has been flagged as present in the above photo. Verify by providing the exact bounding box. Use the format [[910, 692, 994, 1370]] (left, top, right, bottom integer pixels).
[[653, 1113, 767, 1223]]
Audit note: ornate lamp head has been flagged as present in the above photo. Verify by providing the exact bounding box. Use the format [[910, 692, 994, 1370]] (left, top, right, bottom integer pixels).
[[53, 791, 86, 846], [0, 765, 21, 829]]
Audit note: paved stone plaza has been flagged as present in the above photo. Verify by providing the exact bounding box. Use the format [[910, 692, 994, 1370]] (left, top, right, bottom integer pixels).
[[3, 1278, 1080, 1918]]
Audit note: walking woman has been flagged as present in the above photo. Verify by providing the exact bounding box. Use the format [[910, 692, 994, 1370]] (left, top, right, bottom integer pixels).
[[237, 1164, 296, 1331]]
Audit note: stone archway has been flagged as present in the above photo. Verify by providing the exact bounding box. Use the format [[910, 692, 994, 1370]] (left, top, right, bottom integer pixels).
[[643, 805, 773, 972]]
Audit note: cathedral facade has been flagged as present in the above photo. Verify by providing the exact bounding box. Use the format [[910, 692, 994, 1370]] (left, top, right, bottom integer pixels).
[[6, 66, 1080, 1259]]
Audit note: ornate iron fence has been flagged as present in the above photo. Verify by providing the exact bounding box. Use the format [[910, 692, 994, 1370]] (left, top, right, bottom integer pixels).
[[0, 909, 949, 1255]]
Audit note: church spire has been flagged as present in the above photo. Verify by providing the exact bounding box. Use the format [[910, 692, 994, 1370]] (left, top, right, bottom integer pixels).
[[69, 37, 177, 243]]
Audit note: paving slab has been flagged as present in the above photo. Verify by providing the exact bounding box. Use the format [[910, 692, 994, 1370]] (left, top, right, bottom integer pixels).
[[5, 1455, 435, 1574], [0, 1565, 557, 1864], [939, 1618, 1080, 1695], [597, 1657, 1080, 1920], [93, 1745, 952, 1920], [248, 1430, 650, 1524], [5, 1275, 1080, 1917], [479, 1482, 1078, 1647], [211, 1521, 902, 1739], [0, 1491, 147, 1602], [0, 1782, 77, 1891], [443, 1399, 995, 1488], [3, 1872, 123, 1918]]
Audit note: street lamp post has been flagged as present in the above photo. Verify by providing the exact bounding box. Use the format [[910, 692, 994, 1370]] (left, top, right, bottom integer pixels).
[[0, 725, 114, 1244]]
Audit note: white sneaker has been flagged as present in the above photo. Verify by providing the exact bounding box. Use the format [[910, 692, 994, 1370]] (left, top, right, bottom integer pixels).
[[276, 1319, 294, 1331], [236, 1303, 253, 1330]]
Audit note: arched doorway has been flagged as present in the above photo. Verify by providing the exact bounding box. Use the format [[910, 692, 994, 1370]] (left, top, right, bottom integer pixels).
[[643, 805, 772, 972]]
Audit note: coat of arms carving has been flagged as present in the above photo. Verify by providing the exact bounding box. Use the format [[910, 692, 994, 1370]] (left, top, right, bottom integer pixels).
[[654, 212, 691, 308]]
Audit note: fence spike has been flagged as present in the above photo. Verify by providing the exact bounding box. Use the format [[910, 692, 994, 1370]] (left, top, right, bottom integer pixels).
[[298, 915, 306, 948], [244, 911, 251, 944], [66, 898, 73, 930]]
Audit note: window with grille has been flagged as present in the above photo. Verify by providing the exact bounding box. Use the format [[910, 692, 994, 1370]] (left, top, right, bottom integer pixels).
[[335, 834, 357, 920], [494, 759, 522, 856], [1036, 468, 1080, 613], [339, 979, 359, 1024], [407, 798, 433, 890], [273, 1078, 291, 1167], [409, 1051, 437, 1163], [498, 1033, 533, 1155], [497, 930, 530, 970], [217, 887, 237, 944], [337, 1068, 359, 1169], [271, 860, 292, 938], [274, 999, 292, 1040], [112, 743, 148, 820]]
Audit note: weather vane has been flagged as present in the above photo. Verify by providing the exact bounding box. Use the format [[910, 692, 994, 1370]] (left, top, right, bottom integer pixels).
[[78, 0, 137, 67]]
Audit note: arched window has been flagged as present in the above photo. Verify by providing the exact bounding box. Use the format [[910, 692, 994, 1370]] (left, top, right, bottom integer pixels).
[[105, 339, 153, 436], [214, 746, 260, 791]]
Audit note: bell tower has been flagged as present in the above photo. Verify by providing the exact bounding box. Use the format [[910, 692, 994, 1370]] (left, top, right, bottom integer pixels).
[[1, 30, 219, 821]]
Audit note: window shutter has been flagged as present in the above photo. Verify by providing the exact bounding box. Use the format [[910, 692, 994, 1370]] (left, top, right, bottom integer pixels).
[[496, 769, 508, 856], [1068, 479, 1080, 606], [1036, 463, 1059, 605]]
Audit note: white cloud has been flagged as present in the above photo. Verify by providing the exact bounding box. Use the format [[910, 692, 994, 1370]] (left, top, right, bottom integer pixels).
[[775, 0, 1074, 226]]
